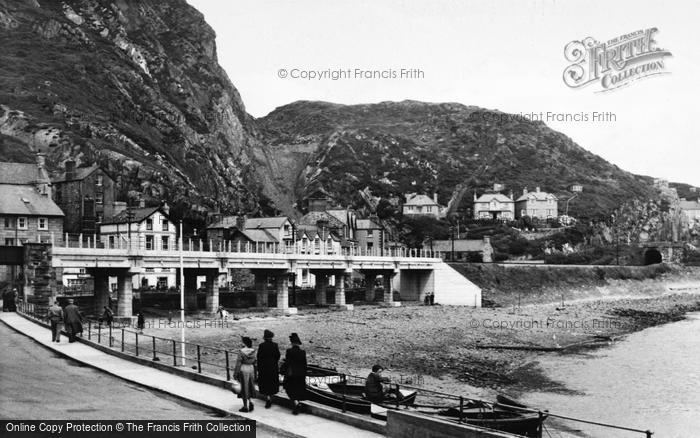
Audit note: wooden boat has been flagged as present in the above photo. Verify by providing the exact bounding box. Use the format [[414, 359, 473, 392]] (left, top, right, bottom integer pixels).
[[304, 366, 417, 416], [433, 406, 546, 437]]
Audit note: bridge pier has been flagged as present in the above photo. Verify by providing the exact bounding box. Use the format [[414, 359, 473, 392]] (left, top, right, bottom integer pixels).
[[314, 274, 327, 306], [204, 272, 220, 314], [332, 272, 353, 310], [382, 271, 401, 307], [117, 272, 133, 317], [184, 275, 198, 311], [94, 270, 111, 315], [254, 274, 269, 308], [274, 274, 297, 315], [364, 273, 376, 302]]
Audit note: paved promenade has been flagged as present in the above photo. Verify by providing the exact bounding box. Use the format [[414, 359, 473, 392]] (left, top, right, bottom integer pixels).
[[0, 312, 382, 438]]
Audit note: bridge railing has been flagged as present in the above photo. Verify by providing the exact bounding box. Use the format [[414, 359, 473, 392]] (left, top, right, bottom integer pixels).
[[51, 233, 442, 259]]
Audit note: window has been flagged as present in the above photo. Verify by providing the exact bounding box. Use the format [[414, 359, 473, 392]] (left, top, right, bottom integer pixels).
[[3, 217, 11, 228], [4, 238, 14, 246], [95, 192, 103, 204], [38, 217, 48, 230], [157, 277, 168, 289], [161, 236, 169, 250], [162, 219, 169, 231], [146, 218, 153, 230], [146, 235, 154, 250], [367, 229, 374, 237], [17, 217, 27, 230], [109, 236, 115, 249], [145, 267, 155, 273], [96, 175, 103, 186]]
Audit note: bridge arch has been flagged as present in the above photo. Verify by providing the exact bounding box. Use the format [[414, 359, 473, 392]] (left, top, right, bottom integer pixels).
[[643, 248, 663, 265]]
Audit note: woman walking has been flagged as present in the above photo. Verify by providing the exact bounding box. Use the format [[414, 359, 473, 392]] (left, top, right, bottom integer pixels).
[[256, 329, 280, 408], [234, 336, 257, 412], [282, 332, 307, 415]]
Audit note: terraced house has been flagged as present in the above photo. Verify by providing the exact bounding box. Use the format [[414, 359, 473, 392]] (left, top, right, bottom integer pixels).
[[0, 156, 64, 247]]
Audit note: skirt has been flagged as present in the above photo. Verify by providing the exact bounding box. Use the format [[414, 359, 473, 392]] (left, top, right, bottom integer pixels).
[[239, 364, 256, 400]]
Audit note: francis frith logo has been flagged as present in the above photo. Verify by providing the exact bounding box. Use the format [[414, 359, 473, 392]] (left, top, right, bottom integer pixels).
[[563, 28, 672, 92]]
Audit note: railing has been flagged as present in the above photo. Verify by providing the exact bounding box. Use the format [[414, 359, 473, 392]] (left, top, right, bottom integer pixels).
[[52, 233, 442, 259], [15, 302, 653, 437]]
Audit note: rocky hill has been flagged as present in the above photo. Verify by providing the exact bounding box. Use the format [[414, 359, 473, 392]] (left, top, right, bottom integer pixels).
[[257, 100, 658, 218], [0, 0, 674, 224], [0, 0, 270, 218]]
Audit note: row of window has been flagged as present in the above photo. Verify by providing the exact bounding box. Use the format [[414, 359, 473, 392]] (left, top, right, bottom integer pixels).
[[3, 217, 49, 230], [145, 218, 169, 231]]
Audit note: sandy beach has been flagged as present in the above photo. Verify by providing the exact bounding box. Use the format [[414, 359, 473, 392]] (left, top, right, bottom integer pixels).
[[136, 266, 700, 404]]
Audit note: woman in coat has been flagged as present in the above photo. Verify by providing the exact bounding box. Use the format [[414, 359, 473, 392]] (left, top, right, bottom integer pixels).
[[256, 329, 280, 408], [234, 336, 257, 412], [282, 332, 307, 415]]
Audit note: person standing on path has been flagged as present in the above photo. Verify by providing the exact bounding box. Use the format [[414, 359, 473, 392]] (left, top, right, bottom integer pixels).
[[47, 300, 64, 343], [63, 299, 83, 343], [102, 306, 114, 327], [234, 336, 257, 412], [256, 329, 281, 409], [282, 332, 307, 415]]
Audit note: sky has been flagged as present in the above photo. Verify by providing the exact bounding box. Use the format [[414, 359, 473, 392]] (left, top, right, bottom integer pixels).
[[188, 0, 700, 187]]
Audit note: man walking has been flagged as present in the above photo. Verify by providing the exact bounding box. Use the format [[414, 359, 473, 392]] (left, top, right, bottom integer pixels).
[[47, 300, 64, 343], [63, 299, 83, 343]]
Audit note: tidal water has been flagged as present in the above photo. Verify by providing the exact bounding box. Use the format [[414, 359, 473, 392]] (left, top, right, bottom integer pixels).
[[522, 313, 700, 438]]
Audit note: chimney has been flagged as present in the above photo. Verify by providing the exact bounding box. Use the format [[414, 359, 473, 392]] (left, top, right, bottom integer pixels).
[[509, 190, 514, 200], [433, 192, 438, 203], [473, 192, 477, 202], [235, 215, 246, 230], [65, 159, 76, 180], [36, 153, 46, 170], [112, 201, 127, 216], [523, 187, 528, 195], [138, 198, 145, 208], [483, 236, 491, 244], [161, 202, 170, 215], [536, 186, 540, 193]]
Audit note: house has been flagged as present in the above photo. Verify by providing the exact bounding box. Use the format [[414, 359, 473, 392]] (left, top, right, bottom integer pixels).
[[0, 155, 64, 247], [402, 193, 443, 217], [298, 195, 357, 248], [294, 226, 343, 289], [473, 189, 515, 220], [431, 237, 494, 262], [52, 160, 118, 234], [356, 216, 384, 253], [515, 187, 558, 220], [100, 205, 177, 289], [207, 216, 294, 251], [680, 199, 700, 224]]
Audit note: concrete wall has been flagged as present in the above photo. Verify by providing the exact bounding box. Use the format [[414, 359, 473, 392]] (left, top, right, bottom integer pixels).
[[386, 410, 521, 438], [431, 262, 482, 307]]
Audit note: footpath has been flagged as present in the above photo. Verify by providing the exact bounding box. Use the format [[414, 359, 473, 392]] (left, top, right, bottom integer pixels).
[[0, 312, 382, 438]]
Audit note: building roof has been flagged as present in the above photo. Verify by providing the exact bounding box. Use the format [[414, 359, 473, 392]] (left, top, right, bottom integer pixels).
[[296, 225, 342, 242], [0, 162, 47, 185], [431, 239, 488, 252], [356, 218, 382, 229], [237, 228, 279, 243], [207, 216, 290, 230], [244, 217, 290, 229], [680, 200, 700, 210], [475, 193, 513, 204], [0, 184, 64, 216], [52, 164, 101, 183], [515, 190, 557, 202], [102, 206, 163, 225], [404, 194, 440, 207]]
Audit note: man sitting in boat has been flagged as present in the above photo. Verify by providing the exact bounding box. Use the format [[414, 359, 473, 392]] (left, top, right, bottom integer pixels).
[[364, 364, 394, 403]]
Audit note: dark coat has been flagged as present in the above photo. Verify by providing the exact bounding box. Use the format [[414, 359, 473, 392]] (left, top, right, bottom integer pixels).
[[256, 340, 281, 396], [283, 345, 307, 401], [63, 304, 83, 334]]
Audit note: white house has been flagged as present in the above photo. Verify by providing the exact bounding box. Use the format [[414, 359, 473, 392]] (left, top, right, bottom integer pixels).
[[100, 206, 177, 289]]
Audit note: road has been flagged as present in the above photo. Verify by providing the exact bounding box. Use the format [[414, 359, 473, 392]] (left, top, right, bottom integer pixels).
[[0, 322, 278, 436]]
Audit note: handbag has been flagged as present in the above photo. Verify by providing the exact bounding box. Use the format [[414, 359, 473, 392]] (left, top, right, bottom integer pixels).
[[230, 379, 242, 395]]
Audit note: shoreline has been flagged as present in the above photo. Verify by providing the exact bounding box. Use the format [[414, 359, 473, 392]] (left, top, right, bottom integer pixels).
[[136, 269, 700, 403]]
